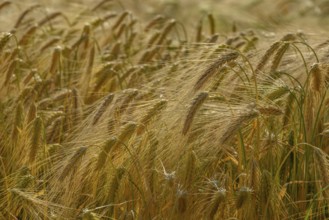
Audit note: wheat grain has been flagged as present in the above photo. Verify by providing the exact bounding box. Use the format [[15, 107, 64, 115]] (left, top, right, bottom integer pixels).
[[117, 89, 138, 114], [138, 49, 151, 64], [29, 116, 43, 162], [117, 122, 137, 144], [146, 134, 158, 194], [12, 102, 24, 140], [92, 0, 113, 11], [49, 46, 62, 79], [194, 52, 239, 90], [14, 4, 41, 28], [207, 13, 215, 35], [124, 32, 137, 51], [175, 188, 187, 214], [257, 106, 283, 116], [249, 158, 260, 191], [95, 137, 117, 171], [18, 25, 37, 46], [137, 99, 167, 134], [256, 41, 281, 72], [282, 92, 295, 127], [107, 119, 116, 136], [82, 210, 99, 220], [281, 33, 296, 41], [219, 108, 259, 144], [314, 148, 329, 200], [120, 66, 138, 83], [93, 93, 114, 125], [310, 63, 323, 93], [82, 23, 91, 49], [266, 86, 289, 101], [182, 92, 208, 135], [184, 150, 196, 187], [83, 45, 95, 94], [209, 188, 226, 219], [196, 19, 203, 42], [157, 19, 176, 45], [4, 58, 18, 86], [115, 23, 126, 39], [91, 12, 117, 28], [27, 102, 37, 124], [145, 15, 164, 31], [236, 186, 252, 209], [259, 170, 272, 211], [112, 11, 129, 30], [42, 111, 65, 127], [270, 42, 289, 72], [108, 41, 121, 60], [0, 1, 11, 12], [38, 12, 63, 27], [46, 117, 63, 143], [22, 69, 36, 86], [0, 32, 12, 52], [40, 37, 61, 53], [38, 89, 71, 108], [60, 146, 88, 180], [208, 34, 219, 43], [17, 175, 35, 190], [107, 167, 125, 216]]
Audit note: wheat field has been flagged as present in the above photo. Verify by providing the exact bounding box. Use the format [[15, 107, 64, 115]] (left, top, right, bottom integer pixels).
[[1, 0, 329, 219]]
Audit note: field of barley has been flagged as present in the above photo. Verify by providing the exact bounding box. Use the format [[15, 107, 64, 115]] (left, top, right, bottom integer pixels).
[[2, 0, 329, 219]]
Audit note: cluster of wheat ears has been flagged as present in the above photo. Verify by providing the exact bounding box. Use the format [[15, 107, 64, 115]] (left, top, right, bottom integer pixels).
[[2, 0, 329, 219]]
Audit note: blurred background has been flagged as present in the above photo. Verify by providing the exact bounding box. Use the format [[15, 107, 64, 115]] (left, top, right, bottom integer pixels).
[[2, 0, 329, 38]]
